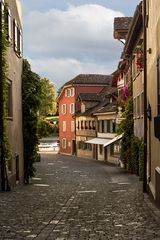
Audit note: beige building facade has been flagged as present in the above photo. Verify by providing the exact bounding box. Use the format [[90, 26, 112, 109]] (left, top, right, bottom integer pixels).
[[4, 0, 24, 186], [146, 0, 160, 206]]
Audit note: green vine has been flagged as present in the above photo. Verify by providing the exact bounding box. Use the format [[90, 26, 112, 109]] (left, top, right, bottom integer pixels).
[[118, 94, 144, 177], [1, 4, 13, 189]]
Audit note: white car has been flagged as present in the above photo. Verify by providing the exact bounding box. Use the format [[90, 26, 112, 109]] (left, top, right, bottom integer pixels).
[[38, 139, 59, 152]]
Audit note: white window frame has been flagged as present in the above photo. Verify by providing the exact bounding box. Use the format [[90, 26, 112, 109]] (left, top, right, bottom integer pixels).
[[13, 19, 18, 52], [63, 121, 66, 132], [19, 29, 23, 57], [62, 104, 66, 114], [62, 138, 67, 149], [71, 121, 75, 132], [70, 103, 75, 114], [4, 7, 12, 42], [71, 88, 75, 97], [65, 88, 71, 97]]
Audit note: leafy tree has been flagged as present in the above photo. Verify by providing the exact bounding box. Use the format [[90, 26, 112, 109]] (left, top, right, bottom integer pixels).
[[37, 119, 55, 138], [22, 59, 42, 183], [39, 78, 57, 117]]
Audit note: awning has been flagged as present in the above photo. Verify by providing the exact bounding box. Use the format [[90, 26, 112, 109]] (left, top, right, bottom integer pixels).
[[103, 134, 123, 147], [85, 138, 111, 145]]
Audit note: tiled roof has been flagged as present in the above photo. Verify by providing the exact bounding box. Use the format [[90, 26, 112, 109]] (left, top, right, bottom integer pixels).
[[64, 74, 112, 87], [122, 2, 143, 57], [114, 17, 132, 31], [94, 102, 117, 114], [78, 93, 103, 102], [100, 87, 118, 96]]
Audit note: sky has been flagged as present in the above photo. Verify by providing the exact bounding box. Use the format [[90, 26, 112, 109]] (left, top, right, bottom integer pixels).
[[21, 0, 140, 90]]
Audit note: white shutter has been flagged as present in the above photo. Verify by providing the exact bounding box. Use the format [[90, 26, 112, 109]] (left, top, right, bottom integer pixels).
[[19, 28, 23, 57], [14, 19, 18, 51], [8, 9, 12, 41]]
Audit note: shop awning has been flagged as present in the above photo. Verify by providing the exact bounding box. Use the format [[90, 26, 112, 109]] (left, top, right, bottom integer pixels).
[[85, 138, 111, 145], [103, 134, 123, 147]]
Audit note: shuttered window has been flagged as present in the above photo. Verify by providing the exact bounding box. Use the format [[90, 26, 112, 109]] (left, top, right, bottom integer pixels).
[[13, 19, 22, 57], [6, 80, 13, 118], [62, 138, 67, 149]]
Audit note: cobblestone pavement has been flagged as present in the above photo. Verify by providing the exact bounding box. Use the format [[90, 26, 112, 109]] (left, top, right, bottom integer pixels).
[[0, 154, 160, 240]]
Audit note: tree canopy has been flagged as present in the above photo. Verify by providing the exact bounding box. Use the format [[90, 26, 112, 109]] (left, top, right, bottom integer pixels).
[[22, 59, 42, 183], [39, 78, 57, 117]]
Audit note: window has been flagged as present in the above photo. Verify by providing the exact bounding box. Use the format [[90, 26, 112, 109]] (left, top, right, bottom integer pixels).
[[70, 88, 75, 96], [13, 19, 18, 51], [71, 121, 75, 132], [65, 88, 71, 97], [62, 138, 67, 149], [133, 98, 136, 117], [110, 144, 114, 155], [103, 120, 107, 133], [63, 121, 66, 132], [112, 120, 116, 133], [77, 121, 80, 129], [13, 19, 22, 57], [6, 80, 13, 118], [141, 92, 144, 116], [137, 95, 140, 117], [157, 56, 160, 115], [70, 103, 75, 114], [98, 120, 102, 133], [4, 7, 12, 42], [62, 104, 66, 114], [101, 120, 104, 132], [99, 145, 103, 155], [81, 121, 83, 129], [92, 121, 96, 130], [107, 120, 110, 132], [85, 121, 89, 129]]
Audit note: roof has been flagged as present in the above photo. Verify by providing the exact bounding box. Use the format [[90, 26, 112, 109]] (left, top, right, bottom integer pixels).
[[78, 93, 103, 102], [122, 2, 143, 57], [114, 17, 132, 39], [94, 102, 117, 114], [100, 87, 118, 96], [63, 74, 112, 87], [114, 17, 133, 30]]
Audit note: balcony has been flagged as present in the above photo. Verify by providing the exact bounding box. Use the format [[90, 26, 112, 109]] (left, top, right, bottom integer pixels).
[[76, 127, 96, 137]]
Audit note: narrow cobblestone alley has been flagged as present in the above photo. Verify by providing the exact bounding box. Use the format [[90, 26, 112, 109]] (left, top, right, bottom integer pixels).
[[0, 154, 160, 240]]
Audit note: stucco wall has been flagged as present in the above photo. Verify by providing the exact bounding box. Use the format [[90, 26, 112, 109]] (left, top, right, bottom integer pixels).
[[147, 0, 160, 198], [5, 0, 24, 184]]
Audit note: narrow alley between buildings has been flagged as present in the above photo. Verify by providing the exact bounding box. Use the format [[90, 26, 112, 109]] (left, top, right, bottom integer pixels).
[[0, 154, 160, 240]]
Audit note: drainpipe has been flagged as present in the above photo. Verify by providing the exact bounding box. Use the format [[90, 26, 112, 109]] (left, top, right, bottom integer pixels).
[[143, 0, 147, 193], [0, 1, 5, 191]]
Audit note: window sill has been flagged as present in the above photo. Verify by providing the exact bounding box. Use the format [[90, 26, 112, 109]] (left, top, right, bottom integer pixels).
[[5, 117, 13, 121]]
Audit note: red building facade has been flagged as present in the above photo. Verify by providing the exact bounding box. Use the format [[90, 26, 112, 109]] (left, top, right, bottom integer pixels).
[[58, 74, 112, 155]]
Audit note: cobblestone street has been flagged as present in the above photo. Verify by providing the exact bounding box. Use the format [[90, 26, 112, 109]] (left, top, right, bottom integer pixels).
[[0, 154, 160, 240]]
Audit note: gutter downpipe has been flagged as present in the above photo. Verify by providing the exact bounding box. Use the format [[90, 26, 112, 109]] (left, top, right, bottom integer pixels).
[[143, 0, 147, 193]]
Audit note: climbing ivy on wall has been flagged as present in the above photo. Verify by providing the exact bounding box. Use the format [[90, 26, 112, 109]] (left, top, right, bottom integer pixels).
[[0, 4, 13, 190], [118, 93, 144, 177]]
